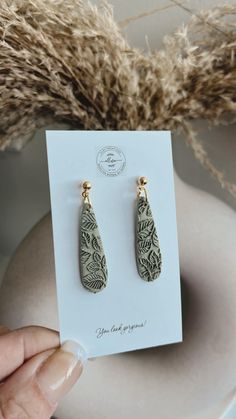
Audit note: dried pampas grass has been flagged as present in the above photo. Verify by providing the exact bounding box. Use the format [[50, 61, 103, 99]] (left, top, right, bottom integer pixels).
[[0, 0, 236, 195]]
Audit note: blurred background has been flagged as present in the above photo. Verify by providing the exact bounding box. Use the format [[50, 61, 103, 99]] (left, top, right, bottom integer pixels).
[[0, 0, 236, 282]]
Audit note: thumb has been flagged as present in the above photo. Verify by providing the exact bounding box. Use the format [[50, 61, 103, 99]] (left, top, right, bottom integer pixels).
[[0, 341, 87, 419]]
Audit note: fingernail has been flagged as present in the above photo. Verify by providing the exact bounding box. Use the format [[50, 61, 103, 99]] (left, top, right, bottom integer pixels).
[[36, 340, 87, 406], [61, 340, 87, 365]]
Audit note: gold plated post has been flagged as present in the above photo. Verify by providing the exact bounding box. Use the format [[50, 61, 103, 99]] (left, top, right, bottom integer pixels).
[[137, 176, 148, 201], [82, 180, 92, 208]]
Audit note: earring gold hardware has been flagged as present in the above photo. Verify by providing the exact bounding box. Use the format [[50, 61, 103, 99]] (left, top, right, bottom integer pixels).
[[137, 176, 148, 201], [82, 180, 92, 208]]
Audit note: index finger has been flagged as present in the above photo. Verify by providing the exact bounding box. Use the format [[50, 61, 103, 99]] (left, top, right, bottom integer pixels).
[[0, 326, 59, 381]]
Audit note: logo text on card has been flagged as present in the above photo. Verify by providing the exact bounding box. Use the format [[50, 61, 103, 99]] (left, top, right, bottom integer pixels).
[[96, 146, 126, 176]]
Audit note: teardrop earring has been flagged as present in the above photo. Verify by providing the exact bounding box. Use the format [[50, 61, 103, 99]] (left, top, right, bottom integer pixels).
[[135, 177, 162, 281], [79, 181, 108, 293]]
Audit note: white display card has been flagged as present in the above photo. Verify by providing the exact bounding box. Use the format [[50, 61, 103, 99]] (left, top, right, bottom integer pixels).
[[46, 130, 182, 358]]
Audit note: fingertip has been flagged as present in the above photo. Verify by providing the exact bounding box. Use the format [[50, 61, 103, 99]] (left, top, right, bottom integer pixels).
[[36, 340, 86, 406], [61, 340, 88, 366]]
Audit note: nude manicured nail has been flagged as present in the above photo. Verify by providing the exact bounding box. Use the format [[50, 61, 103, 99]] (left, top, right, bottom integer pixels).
[[61, 340, 87, 365], [36, 340, 87, 406]]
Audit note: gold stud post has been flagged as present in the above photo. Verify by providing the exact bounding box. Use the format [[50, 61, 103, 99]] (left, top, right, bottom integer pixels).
[[139, 176, 148, 186], [82, 181, 92, 191], [137, 176, 148, 201], [82, 180, 92, 207]]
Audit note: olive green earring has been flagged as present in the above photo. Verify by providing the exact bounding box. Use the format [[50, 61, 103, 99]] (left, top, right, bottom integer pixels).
[[135, 177, 162, 281], [79, 181, 108, 293]]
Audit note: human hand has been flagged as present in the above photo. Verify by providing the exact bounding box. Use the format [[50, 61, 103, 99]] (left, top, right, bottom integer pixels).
[[0, 325, 86, 418]]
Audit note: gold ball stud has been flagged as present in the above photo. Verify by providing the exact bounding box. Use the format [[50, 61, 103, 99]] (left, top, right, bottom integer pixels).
[[83, 181, 92, 190], [139, 176, 148, 186]]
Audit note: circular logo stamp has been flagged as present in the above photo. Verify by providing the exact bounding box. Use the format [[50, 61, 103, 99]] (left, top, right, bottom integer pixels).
[[96, 146, 126, 177]]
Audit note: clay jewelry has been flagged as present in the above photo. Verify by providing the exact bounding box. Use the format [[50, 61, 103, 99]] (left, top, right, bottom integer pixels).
[[135, 177, 162, 281], [79, 181, 108, 293]]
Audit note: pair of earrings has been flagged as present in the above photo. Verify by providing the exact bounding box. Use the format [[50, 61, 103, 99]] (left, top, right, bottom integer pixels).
[[79, 177, 162, 293]]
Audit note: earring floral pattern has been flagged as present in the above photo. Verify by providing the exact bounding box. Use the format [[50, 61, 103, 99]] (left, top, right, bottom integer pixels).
[[136, 196, 162, 281], [79, 183, 108, 293]]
